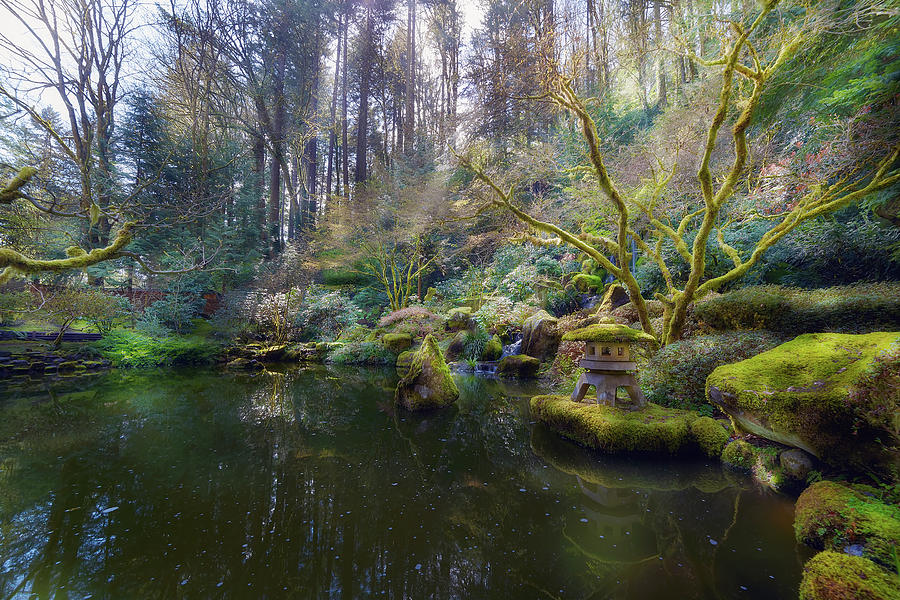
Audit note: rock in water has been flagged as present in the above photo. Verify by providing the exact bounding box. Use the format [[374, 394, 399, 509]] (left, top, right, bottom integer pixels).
[[706, 332, 899, 470], [521, 310, 561, 360], [497, 354, 540, 378], [395, 334, 459, 411]]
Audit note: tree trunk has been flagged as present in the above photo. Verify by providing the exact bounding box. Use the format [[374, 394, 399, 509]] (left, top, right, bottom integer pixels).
[[404, 0, 416, 154], [355, 8, 373, 183], [341, 13, 350, 194], [655, 0, 667, 108], [326, 13, 341, 199]]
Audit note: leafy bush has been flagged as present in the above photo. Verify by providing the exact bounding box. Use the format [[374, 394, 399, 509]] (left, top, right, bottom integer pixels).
[[472, 297, 536, 337], [640, 331, 789, 410], [141, 291, 204, 334], [461, 329, 490, 362], [0, 291, 32, 325], [694, 283, 900, 334], [327, 341, 394, 365], [544, 287, 581, 317], [93, 330, 220, 367], [295, 286, 363, 341]]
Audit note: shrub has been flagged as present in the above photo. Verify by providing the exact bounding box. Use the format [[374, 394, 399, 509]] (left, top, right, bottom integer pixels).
[[472, 297, 537, 337], [295, 286, 363, 341], [93, 330, 220, 367], [640, 331, 789, 410], [544, 287, 581, 317], [0, 291, 32, 325], [327, 341, 394, 365], [694, 283, 900, 334], [378, 306, 442, 337]]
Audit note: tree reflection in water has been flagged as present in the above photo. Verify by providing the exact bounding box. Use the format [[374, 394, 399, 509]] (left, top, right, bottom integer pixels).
[[0, 367, 804, 598]]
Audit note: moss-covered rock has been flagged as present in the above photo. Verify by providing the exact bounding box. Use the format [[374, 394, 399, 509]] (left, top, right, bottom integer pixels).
[[382, 332, 413, 353], [562, 323, 657, 344], [521, 310, 560, 360], [795, 481, 900, 572], [690, 417, 729, 457], [445, 330, 467, 361], [395, 334, 459, 411], [706, 332, 900, 469], [720, 439, 788, 490], [481, 334, 503, 361], [226, 357, 263, 372], [799, 551, 900, 600], [530, 395, 702, 454], [497, 354, 540, 378], [446, 307, 474, 331]]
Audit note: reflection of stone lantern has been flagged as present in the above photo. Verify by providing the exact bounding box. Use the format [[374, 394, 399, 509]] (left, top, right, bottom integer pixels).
[[562, 324, 657, 407]]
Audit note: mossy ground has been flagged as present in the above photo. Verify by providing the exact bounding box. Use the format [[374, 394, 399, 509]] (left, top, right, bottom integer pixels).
[[799, 551, 900, 600], [707, 332, 899, 467], [795, 481, 900, 573], [529, 396, 704, 454], [690, 417, 729, 457], [720, 439, 788, 490]]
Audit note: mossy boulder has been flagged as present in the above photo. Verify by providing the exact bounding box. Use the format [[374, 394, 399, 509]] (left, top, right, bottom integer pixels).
[[720, 439, 790, 490], [530, 396, 703, 454], [481, 334, 503, 361], [562, 323, 657, 344], [497, 354, 540, 378], [445, 330, 467, 361], [382, 332, 413, 353], [446, 307, 474, 331], [795, 481, 900, 572], [521, 310, 561, 360], [799, 551, 900, 600], [706, 332, 900, 469], [690, 417, 729, 458], [395, 334, 459, 411]]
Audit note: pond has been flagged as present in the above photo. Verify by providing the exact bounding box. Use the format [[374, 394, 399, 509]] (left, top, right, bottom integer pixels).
[[0, 366, 810, 599]]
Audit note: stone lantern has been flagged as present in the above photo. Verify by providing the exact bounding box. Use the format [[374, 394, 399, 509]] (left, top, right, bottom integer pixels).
[[561, 323, 657, 407]]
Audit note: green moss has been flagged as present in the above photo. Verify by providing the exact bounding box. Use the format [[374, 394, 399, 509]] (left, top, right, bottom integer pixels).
[[395, 334, 459, 411], [497, 354, 540, 378], [396, 350, 414, 370], [530, 396, 702, 454], [382, 332, 413, 353], [795, 481, 900, 572], [481, 334, 503, 361], [707, 332, 900, 467], [799, 551, 900, 600], [570, 273, 605, 293], [562, 323, 657, 344], [690, 417, 729, 457]]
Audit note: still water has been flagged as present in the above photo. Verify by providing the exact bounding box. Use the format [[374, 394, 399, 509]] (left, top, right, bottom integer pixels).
[[0, 366, 808, 599]]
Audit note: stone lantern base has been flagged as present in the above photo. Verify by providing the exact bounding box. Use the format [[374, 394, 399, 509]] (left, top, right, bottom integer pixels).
[[571, 360, 646, 407]]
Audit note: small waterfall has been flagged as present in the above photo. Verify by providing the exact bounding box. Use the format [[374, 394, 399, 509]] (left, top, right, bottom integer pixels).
[[474, 362, 498, 376], [501, 336, 522, 359]]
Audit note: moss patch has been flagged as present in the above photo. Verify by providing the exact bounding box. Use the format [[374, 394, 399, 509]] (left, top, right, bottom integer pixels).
[[720, 439, 788, 490], [799, 551, 900, 600], [562, 323, 657, 344], [795, 481, 900, 572], [690, 417, 729, 457], [530, 396, 702, 454], [707, 332, 899, 468]]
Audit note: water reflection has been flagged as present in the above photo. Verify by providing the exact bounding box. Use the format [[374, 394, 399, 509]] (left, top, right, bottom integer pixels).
[[0, 367, 804, 599]]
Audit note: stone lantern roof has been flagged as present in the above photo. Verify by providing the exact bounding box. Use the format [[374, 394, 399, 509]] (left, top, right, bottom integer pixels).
[[562, 323, 657, 345]]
